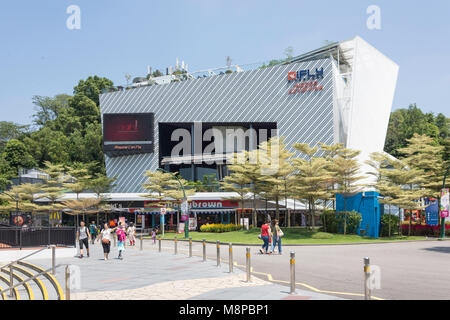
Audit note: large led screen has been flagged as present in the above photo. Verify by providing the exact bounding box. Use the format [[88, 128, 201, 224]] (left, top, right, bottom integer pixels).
[[103, 113, 154, 156]]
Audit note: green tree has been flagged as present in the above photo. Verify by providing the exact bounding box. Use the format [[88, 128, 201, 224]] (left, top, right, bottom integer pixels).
[[2, 139, 36, 175], [398, 133, 445, 198], [221, 153, 252, 224], [320, 142, 346, 209], [64, 165, 92, 200], [384, 104, 442, 157], [87, 174, 117, 200], [330, 147, 364, 235], [32, 94, 71, 127], [0, 121, 29, 152], [292, 143, 332, 228], [257, 137, 294, 222], [73, 76, 114, 106]]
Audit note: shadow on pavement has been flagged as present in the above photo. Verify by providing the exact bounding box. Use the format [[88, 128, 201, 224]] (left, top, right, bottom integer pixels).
[[422, 246, 450, 254]]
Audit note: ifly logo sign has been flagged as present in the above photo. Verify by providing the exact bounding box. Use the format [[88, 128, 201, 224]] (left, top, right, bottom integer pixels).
[[288, 68, 324, 82], [288, 68, 325, 95]]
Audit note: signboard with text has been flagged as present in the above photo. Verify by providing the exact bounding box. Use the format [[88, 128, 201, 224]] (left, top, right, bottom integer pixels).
[[440, 189, 449, 218]]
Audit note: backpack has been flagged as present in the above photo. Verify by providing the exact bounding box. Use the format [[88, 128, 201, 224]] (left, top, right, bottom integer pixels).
[[117, 229, 126, 242]]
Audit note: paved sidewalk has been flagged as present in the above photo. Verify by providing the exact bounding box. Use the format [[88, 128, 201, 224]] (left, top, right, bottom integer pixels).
[[31, 241, 342, 300]]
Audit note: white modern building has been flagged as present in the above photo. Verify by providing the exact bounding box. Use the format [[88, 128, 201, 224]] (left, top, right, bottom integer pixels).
[[99, 35, 399, 193]]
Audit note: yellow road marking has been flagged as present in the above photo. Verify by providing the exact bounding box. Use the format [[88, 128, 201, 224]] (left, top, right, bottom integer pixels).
[[233, 262, 384, 300], [143, 242, 385, 300]]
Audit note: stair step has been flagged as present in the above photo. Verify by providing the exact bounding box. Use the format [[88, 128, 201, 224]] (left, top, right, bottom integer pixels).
[[17, 261, 65, 300]]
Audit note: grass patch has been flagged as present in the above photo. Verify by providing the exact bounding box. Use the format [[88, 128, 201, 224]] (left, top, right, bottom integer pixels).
[[310, 232, 333, 239], [146, 227, 426, 244]]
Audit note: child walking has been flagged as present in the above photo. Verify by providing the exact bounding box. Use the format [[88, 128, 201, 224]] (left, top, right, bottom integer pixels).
[[117, 222, 127, 260]]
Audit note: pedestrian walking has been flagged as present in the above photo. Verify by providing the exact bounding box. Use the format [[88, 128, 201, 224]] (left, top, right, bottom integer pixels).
[[270, 219, 283, 255], [98, 223, 114, 261], [259, 220, 271, 254], [117, 222, 127, 260], [151, 228, 156, 244], [89, 221, 98, 244], [77, 221, 91, 258], [127, 222, 136, 246]]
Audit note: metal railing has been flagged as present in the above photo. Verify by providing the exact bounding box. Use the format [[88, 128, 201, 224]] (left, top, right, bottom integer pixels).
[[0, 246, 49, 270], [0, 227, 76, 249], [0, 264, 64, 297], [0, 246, 64, 300]]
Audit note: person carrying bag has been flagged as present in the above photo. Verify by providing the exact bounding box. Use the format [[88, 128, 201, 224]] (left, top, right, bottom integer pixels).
[[270, 219, 283, 255]]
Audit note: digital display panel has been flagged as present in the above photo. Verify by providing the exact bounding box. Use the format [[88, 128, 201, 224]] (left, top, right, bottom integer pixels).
[[103, 113, 154, 156]]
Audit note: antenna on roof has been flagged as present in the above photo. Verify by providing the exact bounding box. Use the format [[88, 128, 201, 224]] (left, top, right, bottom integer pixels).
[[226, 56, 232, 68]]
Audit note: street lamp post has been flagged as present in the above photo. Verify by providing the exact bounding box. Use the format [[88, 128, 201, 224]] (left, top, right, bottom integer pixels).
[[157, 168, 189, 239]]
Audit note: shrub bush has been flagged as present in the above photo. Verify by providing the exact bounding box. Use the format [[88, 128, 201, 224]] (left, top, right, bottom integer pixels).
[[400, 223, 450, 237], [320, 210, 362, 234], [320, 210, 339, 233], [199, 224, 243, 233], [311, 232, 333, 239], [380, 214, 400, 237]]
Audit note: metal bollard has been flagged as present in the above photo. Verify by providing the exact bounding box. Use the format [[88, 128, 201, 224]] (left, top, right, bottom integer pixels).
[[189, 237, 192, 258], [158, 236, 161, 252], [202, 239, 206, 262], [229, 243, 233, 273], [65, 265, 70, 301], [140, 235, 143, 251], [9, 265, 14, 297], [290, 252, 296, 294], [216, 241, 221, 267], [364, 257, 371, 300], [51, 245, 56, 275], [246, 247, 251, 282], [174, 236, 178, 255]]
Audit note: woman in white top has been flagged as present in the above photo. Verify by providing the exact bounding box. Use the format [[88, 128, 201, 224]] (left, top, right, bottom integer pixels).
[[98, 223, 116, 260], [127, 222, 136, 246]]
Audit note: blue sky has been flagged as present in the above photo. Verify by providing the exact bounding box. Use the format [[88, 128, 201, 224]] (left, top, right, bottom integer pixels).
[[0, 0, 449, 124]]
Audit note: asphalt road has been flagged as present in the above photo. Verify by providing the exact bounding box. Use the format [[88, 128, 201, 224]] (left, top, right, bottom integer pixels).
[[150, 238, 450, 300]]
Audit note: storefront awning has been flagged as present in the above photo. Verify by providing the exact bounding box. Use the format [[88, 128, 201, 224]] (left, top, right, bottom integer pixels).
[[190, 209, 235, 215]]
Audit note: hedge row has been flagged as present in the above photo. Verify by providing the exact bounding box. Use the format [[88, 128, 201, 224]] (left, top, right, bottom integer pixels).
[[400, 223, 450, 237], [199, 224, 243, 233]]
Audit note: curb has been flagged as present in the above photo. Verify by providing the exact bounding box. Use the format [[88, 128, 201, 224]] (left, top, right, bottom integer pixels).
[[139, 237, 448, 247]]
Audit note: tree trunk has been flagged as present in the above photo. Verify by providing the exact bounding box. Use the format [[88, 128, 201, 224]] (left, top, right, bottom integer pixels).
[[293, 198, 296, 227], [253, 191, 257, 228], [388, 204, 391, 238], [311, 201, 315, 228], [398, 209, 402, 236], [275, 195, 280, 221], [343, 197, 347, 235], [408, 211, 412, 236]]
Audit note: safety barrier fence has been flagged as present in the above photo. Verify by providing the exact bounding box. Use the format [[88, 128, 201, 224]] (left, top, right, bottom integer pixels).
[[0, 227, 76, 249], [138, 235, 380, 300]]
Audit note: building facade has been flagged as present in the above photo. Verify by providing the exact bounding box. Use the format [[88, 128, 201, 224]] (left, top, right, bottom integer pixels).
[[100, 36, 399, 193]]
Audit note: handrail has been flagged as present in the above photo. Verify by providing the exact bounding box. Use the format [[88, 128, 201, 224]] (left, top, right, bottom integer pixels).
[[0, 264, 63, 294], [0, 246, 50, 270]]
